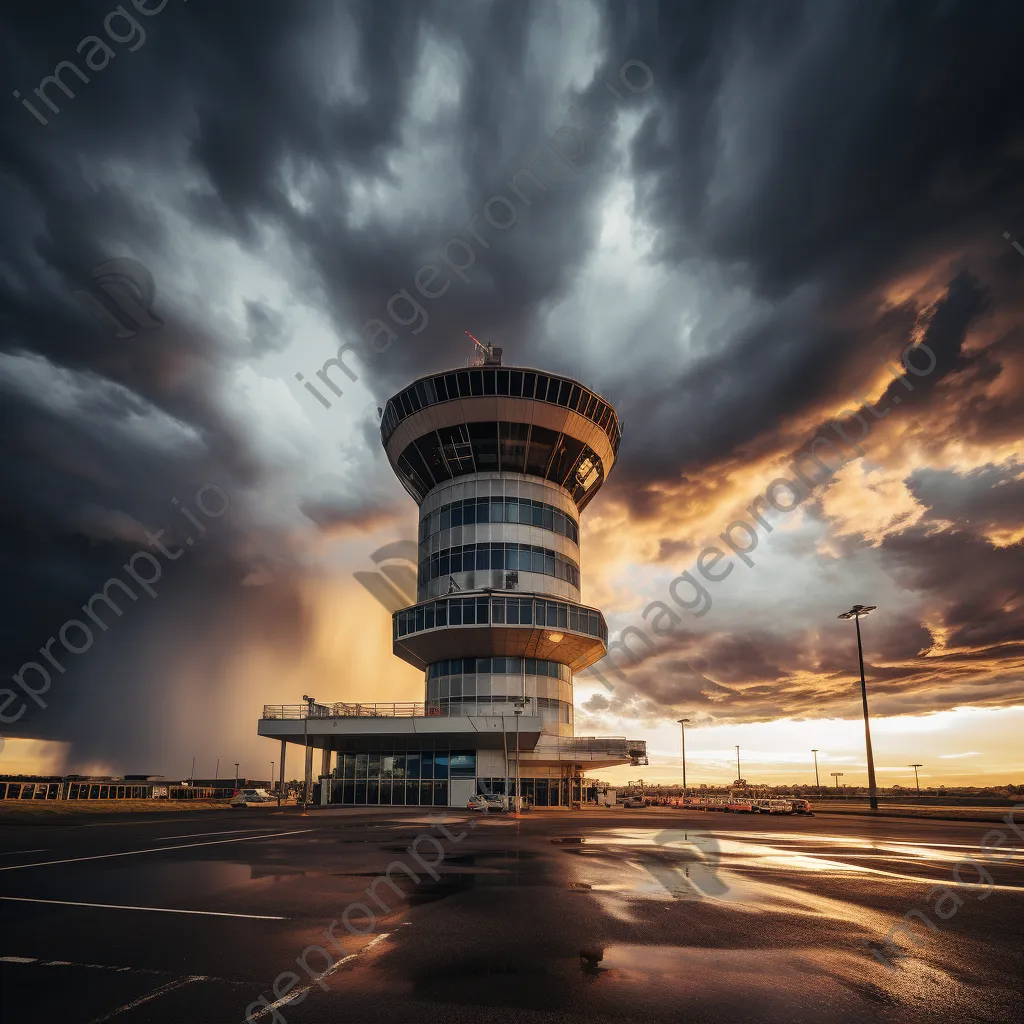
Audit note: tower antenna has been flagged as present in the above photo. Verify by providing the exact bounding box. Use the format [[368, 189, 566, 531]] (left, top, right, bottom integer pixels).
[[465, 330, 502, 366]]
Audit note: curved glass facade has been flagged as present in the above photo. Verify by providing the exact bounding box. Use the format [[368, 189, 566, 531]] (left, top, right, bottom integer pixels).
[[381, 366, 622, 455], [418, 543, 580, 590], [420, 496, 579, 545], [393, 595, 607, 644], [395, 422, 605, 508], [427, 657, 571, 681], [425, 661, 574, 734]]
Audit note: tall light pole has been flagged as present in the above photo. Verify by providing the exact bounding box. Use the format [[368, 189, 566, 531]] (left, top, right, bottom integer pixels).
[[234, 763, 240, 790], [831, 771, 844, 790], [301, 694, 315, 815], [909, 763, 923, 795], [811, 749, 820, 791], [271, 761, 275, 795], [735, 745, 741, 784], [677, 718, 690, 797], [513, 699, 528, 814], [838, 605, 879, 811]]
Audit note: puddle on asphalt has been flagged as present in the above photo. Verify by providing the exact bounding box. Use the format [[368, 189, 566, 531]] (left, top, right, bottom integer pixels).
[[562, 830, 930, 937], [576, 942, 998, 1020], [403, 851, 553, 904]]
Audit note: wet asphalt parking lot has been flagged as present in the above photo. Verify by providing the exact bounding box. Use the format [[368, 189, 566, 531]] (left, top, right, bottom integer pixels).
[[0, 806, 1022, 1024]]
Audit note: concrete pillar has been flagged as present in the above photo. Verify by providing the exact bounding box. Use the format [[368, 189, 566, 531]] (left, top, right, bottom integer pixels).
[[321, 747, 332, 779], [278, 739, 286, 808]]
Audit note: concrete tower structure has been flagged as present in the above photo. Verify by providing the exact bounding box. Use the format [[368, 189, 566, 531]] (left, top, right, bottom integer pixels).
[[258, 343, 646, 808]]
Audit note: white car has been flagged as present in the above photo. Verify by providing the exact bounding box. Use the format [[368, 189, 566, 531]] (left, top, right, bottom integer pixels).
[[230, 788, 275, 808], [467, 794, 508, 813]]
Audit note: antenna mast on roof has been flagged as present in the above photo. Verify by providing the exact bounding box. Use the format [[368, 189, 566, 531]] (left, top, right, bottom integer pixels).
[[465, 330, 502, 367]]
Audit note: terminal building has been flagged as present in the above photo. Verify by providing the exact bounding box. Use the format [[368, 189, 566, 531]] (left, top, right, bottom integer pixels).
[[258, 343, 646, 808]]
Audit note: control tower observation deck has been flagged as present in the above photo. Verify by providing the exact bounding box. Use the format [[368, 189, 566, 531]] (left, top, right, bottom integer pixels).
[[257, 342, 646, 809]]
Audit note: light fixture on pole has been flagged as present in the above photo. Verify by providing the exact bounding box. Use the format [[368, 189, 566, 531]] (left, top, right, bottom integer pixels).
[[909, 763, 923, 795], [301, 694, 315, 815], [677, 718, 691, 798], [831, 771, 844, 790], [811, 749, 820, 791], [838, 604, 879, 811]]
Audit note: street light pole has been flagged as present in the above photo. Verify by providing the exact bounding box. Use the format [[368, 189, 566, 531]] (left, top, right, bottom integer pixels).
[[838, 605, 879, 811], [677, 718, 690, 798], [735, 745, 741, 784], [513, 699, 528, 814], [234, 763, 239, 790], [271, 761, 274, 797], [301, 694, 315, 815], [909, 763, 923, 795], [811, 749, 820, 791]]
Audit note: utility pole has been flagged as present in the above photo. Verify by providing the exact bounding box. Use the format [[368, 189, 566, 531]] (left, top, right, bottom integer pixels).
[[909, 763, 923, 795], [271, 761, 274, 796], [234, 763, 240, 790], [215, 758, 219, 780], [811, 749, 820, 791], [735, 745, 741, 783], [838, 605, 879, 810]]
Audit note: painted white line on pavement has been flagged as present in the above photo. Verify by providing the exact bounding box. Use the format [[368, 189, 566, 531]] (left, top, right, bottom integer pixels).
[[1, 955, 253, 982], [246, 931, 392, 1021], [0, 849, 48, 857], [0, 829, 314, 872], [153, 829, 274, 842], [0, 896, 287, 920], [88, 975, 208, 1023]]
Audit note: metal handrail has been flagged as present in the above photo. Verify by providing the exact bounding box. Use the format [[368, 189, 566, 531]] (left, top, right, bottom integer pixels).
[[261, 698, 547, 720]]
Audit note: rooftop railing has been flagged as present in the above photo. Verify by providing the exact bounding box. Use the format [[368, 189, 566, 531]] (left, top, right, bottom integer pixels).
[[263, 702, 429, 720], [261, 698, 547, 720]]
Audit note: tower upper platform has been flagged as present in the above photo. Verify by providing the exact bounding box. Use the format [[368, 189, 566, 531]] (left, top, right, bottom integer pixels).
[[380, 363, 621, 511]]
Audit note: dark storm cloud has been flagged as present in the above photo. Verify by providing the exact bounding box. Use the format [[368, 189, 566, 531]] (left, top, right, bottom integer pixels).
[[907, 461, 1024, 532], [598, 0, 1024, 489]]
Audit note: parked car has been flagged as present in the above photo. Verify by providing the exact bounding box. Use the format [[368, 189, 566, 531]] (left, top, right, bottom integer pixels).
[[622, 796, 647, 808], [791, 799, 815, 815], [467, 794, 508, 813], [230, 788, 275, 808], [726, 798, 756, 813], [757, 799, 794, 814]]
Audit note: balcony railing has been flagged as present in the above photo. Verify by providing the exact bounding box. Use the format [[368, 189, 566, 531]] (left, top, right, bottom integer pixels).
[[262, 697, 551, 721], [263, 702, 429, 720]]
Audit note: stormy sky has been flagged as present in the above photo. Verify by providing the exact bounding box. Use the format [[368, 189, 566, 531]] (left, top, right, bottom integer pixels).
[[1, 0, 1022, 786]]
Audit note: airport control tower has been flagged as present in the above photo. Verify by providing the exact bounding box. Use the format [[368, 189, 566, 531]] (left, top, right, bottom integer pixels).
[[258, 338, 646, 808]]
